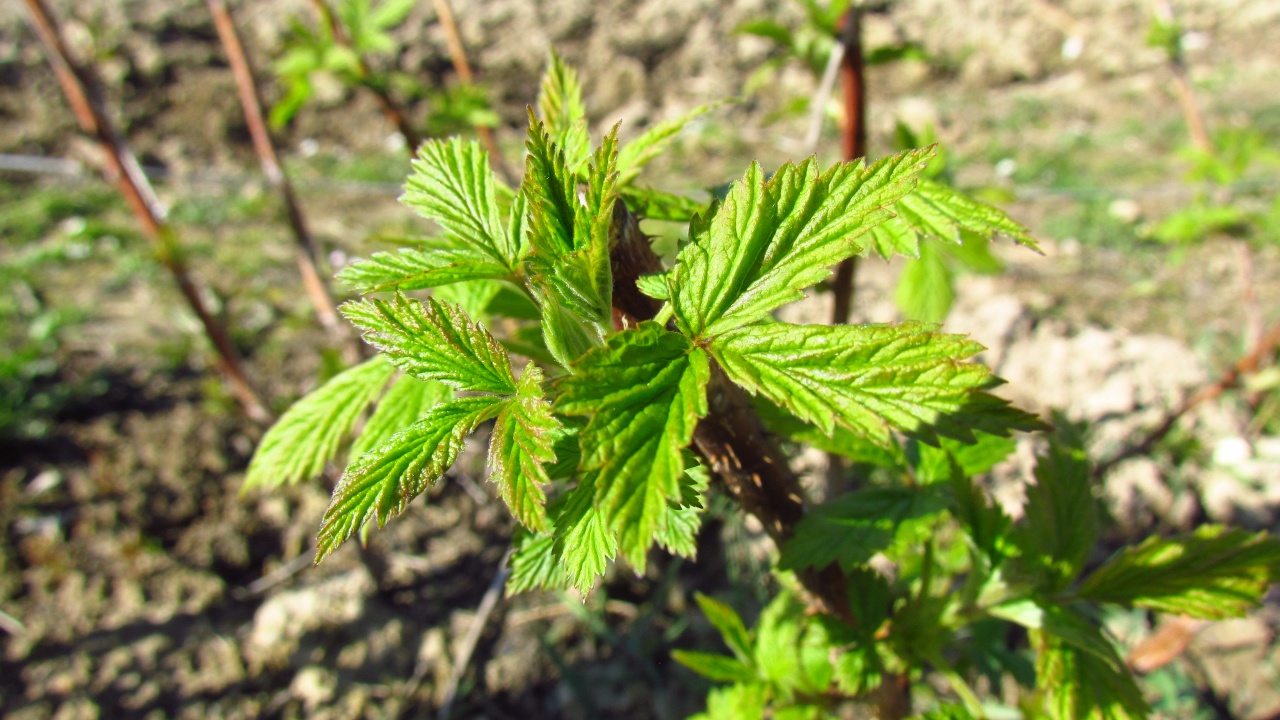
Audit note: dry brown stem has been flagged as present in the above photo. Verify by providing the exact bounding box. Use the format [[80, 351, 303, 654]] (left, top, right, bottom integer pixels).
[[22, 0, 270, 423]]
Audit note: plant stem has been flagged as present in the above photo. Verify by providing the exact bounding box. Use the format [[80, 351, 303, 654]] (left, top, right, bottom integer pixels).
[[827, 9, 868, 495], [208, 0, 359, 363], [22, 0, 270, 423], [438, 546, 512, 720], [830, 8, 867, 327], [1095, 317, 1280, 478], [309, 0, 424, 152], [1154, 0, 1213, 155], [608, 201, 856, 627], [429, 0, 513, 183]]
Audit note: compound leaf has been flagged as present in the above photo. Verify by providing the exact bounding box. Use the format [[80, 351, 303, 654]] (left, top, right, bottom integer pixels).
[[337, 245, 510, 294], [672, 651, 757, 684], [342, 294, 516, 395], [506, 529, 564, 595], [1036, 634, 1148, 720], [692, 683, 768, 720], [621, 186, 708, 222], [780, 486, 950, 572], [316, 395, 502, 562], [245, 357, 395, 491], [553, 471, 618, 594], [556, 322, 710, 571], [617, 102, 721, 185], [990, 599, 1120, 667], [486, 365, 559, 532], [694, 592, 753, 663], [670, 147, 932, 339], [1077, 525, 1280, 619], [864, 178, 1039, 260], [402, 137, 516, 267], [350, 373, 452, 460], [712, 321, 1044, 447], [1016, 431, 1097, 592], [537, 49, 590, 173], [523, 115, 618, 335], [894, 239, 954, 322]]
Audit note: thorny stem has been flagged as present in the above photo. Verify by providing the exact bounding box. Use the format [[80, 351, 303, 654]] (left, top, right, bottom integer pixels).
[[608, 201, 856, 628], [208, 0, 359, 363], [22, 0, 271, 423], [309, 0, 424, 152]]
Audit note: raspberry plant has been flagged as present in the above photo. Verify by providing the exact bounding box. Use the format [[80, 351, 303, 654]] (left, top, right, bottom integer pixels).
[[246, 56, 1280, 718]]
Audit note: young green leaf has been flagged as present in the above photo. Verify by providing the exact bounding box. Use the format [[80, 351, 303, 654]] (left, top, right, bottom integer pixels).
[[620, 186, 708, 222], [656, 464, 711, 559], [1036, 634, 1148, 720], [336, 245, 510, 294], [538, 297, 601, 369], [552, 471, 618, 594], [691, 683, 768, 720], [342, 294, 516, 395], [506, 530, 564, 596], [617, 102, 721, 185], [537, 49, 590, 173], [1015, 432, 1097, 592], [349, 373, 452, 460], [636, 272, 672, 301], [913, 433, 1017, 484], [780, 486, 950, 572], [556, 322, 711, 570], [368, 0, 415, 30], [402, 137, 516, 268], [671, 651, 758, 684], [522, 116, 618, 335], [694, 592, 754, 663], [486, 365, 559, 532], [753, 593, 810, 698], [669, 147, 933, 339], [1076, 525, 1280, 619], [990, 599, 1121, 667], [711, 320, 1044, 447], [245, 357, 395, 491], [754, 398, 907, 468], [865, 178, 1040, 260], [894, 240, 954, 322], [315, 395, 502, 562]]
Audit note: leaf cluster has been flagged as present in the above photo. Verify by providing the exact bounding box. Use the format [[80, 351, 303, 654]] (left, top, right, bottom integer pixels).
[[684, 421, 1280, 718], [244, 52, 1280, 720], [269, 0, 497, 135]]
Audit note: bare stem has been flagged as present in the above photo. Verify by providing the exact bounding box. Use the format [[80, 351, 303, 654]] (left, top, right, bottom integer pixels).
[[22, 0, 270, 423], [309, 0, 424, 152], [1154, 0, 1214, 154], [208, 0, 359, 363], [1095, 317, 1280, 479], [829, 9, 867, 327], [429, 0, 512, 183], [826, 9, 869, 500]]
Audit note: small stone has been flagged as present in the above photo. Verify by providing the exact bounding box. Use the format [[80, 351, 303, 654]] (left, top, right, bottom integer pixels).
[[289, 666, 337, 710]]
